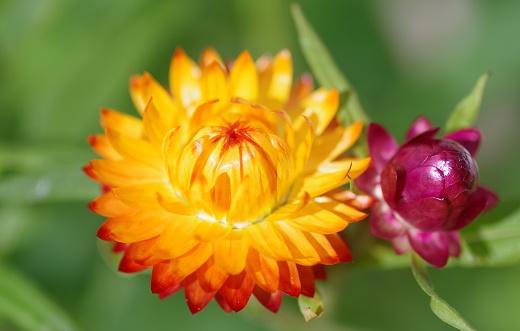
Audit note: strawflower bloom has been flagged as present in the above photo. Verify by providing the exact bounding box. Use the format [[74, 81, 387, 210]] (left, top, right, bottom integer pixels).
[[356, 117, 498, 268], [84, 48, 371, 313]]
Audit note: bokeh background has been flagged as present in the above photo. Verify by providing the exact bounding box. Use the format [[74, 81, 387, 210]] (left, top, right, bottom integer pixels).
[[1, 0, 520, 330]]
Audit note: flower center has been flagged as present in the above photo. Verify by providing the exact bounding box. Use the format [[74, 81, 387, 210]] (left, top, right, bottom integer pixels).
[[172, 117, 294, 226]]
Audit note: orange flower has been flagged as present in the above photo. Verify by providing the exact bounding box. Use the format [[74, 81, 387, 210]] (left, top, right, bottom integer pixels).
[[85, 48, 370, 313]]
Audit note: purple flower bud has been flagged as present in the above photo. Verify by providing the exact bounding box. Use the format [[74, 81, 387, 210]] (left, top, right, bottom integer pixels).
[[356, 117, 498, 268]]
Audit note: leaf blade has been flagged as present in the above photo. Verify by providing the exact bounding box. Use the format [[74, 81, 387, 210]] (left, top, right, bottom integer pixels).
[[290, 3, 370, 134], [410, 253, 476, 331], [445, 73, 489, 133]]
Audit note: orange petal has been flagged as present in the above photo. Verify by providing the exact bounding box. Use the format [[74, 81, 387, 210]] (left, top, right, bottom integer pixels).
[[245, 248, 279, 292], [87, 134, 122, 160], [228, 51, 258, 101], [151, 261, 183, 294], [97, 210, 168, 242], [184, 273, 218, 314], [277, 261, 301, 297], [196, 257, 229, 292], [100, 108, 143, 138], [253, 287, 283, 313], [213, 230, 250, 275], [129, 237, 163, 266], [153, 215, 200, 259], [305, 232, 352, 264], [118, 243, 151, 273], [88, 191, 133, 217], [297, 264, 315, 297], [151, 243, 211, 295], [218, 271, 255, 312], [170, 48, 201, 109]]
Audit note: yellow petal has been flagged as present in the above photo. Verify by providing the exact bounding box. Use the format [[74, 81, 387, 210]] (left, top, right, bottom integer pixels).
[[86, 160, 164, 187], [213, 230, 250, 275], [193, 219, 232, 242], [284, 200, 350, 234], [87, 134, 122, 160], [274, 222, 320, 266], [142, 99, 170, 145], [306, 121, 363, 173], [100, 108, 143, 138], [266, 50, 293, 106], [298, 88, 339, 136], [294, 116, 315, 174], [198, 48, 224, 69], [130, 73, 180, 120], [169, 48, 201, 109], [246, 221, 292, 262], [301, 157, 371, 198], [313, 196, 367, 222], [112, 182, 174, 210], [105, 127, 163, 170], [200, 61, 228, 103], [228, 51, 258, 101]]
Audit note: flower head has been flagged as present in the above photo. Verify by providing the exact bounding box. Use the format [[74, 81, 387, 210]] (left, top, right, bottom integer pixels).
[[85, 48, 370, 313], [356, 117, 498, 268]]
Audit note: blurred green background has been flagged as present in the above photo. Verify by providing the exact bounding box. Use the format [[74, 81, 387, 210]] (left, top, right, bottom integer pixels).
[[1, 0, 520, 330]]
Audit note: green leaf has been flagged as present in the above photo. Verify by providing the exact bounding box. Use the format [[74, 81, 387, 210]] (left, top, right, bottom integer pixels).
[[445, 73, 489, 133], [298, 290, 324, 322], [291, 4, 369, 156], [459, 199, 520, 267], [410, 253, 476, 331], [0, 263, 82, 331]]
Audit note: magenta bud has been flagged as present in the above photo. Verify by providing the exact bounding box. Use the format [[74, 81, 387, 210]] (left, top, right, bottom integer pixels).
[[357, 117, 498, 268]]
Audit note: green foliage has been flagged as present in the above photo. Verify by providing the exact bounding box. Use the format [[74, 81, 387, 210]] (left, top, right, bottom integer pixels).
[[291, 3, 369, 157], [0, 263, 82, 331], [445, 73, 489, 133], [410, 254, 476, 331]]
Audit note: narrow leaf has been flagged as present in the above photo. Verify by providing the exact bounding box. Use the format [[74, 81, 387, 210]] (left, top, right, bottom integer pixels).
[[410, 253, 476, 331], [0, 263, 82, 331], [291, 3, 370, 154], [298, 290, 324, 322], [445, 73, 489, 133]]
